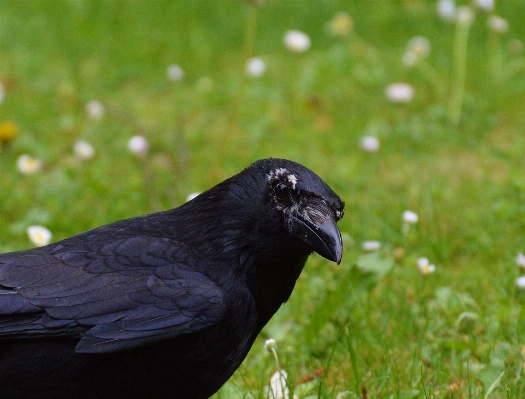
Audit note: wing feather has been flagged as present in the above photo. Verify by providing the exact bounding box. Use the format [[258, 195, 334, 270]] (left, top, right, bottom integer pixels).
[[0, 237, 226, 353]]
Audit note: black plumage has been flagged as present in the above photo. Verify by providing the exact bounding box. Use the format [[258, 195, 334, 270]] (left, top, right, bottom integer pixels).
[[0, 158, 344, 399]]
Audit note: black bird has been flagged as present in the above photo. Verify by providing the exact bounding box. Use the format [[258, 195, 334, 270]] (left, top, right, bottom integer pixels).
[[0, 158, 344, 399]]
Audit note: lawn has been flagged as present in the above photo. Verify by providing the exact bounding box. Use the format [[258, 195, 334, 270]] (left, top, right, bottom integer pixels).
[[1, 0, 525, 397]]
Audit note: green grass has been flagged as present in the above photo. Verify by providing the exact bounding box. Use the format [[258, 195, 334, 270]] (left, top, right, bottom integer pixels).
[[1, 1, 525, 397]]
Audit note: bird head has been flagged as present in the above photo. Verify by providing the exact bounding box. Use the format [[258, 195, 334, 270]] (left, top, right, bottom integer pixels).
[[239, 158, 345, 264]]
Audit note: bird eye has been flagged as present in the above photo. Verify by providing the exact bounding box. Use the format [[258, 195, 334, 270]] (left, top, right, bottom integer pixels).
[[274, 183, 291, 200]]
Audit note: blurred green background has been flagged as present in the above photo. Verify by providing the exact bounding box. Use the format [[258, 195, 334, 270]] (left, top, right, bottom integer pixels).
[[2, 0, 525, 397]]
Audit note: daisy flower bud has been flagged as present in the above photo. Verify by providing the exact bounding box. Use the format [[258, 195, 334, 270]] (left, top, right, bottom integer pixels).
[[264, 338, 277, 352]]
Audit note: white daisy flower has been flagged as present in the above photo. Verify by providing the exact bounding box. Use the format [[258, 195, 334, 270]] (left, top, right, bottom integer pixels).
[[474, 0, 494, 12], [283, 30, 311, 53], [246, 57, 266, 77], [267, 370, 289, 399], [27, 225, 52, 247], [488, 15, 509, 34], [362, 241, 382, 251], [402, 36, 431, 67], [437, 0, 456, 21], [359, 136, 380, 153], [167, 64, 184, 81], [186, 192, 200, 202], [516, 253, 525, 268], [516, 276, 525, 289], [73, 140, 95, 161], [455, 6, 474, 26], [85, 100, 105, 121], [417, 257, 436, 274], [16, 154, 42, 174], [403, 210, 419, 224], [385, 83, 414, 103], [407, 36, 431, 58], [127, 135, 149, 156]]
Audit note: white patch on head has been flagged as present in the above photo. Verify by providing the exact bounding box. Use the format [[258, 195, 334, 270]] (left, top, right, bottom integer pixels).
[[267, 167, 291, 181], [267, 168, 299, 189], [287, 174, 298, 189]]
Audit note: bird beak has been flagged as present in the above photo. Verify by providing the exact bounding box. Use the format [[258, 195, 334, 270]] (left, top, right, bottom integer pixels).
[[288, 213, 343, 264]]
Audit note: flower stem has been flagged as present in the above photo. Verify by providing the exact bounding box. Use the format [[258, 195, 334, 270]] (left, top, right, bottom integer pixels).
[[234, 4, 258, 124], [488, 31, 503, 87], [416, 59, 446, 102], [448, 12, 473, 127], [270, 347, 281, 371]]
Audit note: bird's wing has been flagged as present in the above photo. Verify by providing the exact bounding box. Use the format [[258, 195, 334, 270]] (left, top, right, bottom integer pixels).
[[0, 236, 226, 353]]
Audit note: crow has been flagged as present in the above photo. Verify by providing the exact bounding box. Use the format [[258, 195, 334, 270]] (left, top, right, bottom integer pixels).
[[0, 158, 344, 399]]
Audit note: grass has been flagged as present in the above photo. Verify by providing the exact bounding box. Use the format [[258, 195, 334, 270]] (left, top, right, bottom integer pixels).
[[1, 0, 525, 397]]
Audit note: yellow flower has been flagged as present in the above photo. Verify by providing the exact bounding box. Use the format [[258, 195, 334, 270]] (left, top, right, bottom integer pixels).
[[0, 121, 18, 144], [329, 12, 353, 36]]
